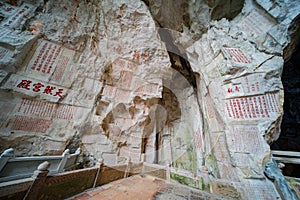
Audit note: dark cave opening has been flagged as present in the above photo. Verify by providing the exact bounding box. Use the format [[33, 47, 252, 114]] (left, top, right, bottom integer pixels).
[[271, 45, 300, 178], [158, 28, 197, 89]]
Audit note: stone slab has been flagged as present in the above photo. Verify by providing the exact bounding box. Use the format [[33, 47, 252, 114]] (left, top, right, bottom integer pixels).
[[2, 73, 67, 102]]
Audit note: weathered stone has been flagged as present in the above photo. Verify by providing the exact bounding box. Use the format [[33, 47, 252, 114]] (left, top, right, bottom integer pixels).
[[0, 0, 299, 199]]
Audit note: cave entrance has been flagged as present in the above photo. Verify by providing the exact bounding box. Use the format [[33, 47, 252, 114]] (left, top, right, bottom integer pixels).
[[271, 45, 300, 178]]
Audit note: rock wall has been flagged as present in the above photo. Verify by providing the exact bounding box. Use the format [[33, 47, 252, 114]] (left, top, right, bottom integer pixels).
[[0, 0, 171, 163], [0, 0, 300, 199]]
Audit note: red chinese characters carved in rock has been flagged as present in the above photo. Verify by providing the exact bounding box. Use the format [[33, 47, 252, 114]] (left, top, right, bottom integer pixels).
[[32, 83, 44, 92], [225, 93, 279, 120], [12, 116, 52, 133], [227, 86, 241, 94], [223, 73, 265, 98], [223, 48, 251, 64], [241, 9, 274, 37], [17, 80, 32, 90], [3, 4, 31, 27], [43, 86, 56, 95], [31, 42, 62, 74], [16, 79, 64, 99], [0, 47, 9, 60]]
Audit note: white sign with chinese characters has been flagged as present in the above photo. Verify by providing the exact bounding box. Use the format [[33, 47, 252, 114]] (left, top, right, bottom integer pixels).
[[1, 73, 67, 102], [222, 73, 266, 98]]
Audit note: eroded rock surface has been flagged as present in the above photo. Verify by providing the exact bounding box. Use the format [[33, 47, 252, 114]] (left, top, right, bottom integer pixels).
[[0, 0, 299, 199]]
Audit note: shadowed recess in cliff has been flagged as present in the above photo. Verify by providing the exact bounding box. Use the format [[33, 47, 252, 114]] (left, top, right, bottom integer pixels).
[[158, 28, 197, 88], [271, 45, 300, 178]]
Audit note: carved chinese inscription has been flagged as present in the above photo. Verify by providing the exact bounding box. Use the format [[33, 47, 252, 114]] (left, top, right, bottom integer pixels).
[[16, 98, 76, 120], [2, 74, 66, 101], [26, 40, 75, 85], [227, 125, 263, 153], [16, 79, 65, 98], [240, 9, 275, 37], [0, 98, 77, 134], [0, 46, 9, 60], [222, 47, 251, 64], [17, 98, 56, 118], [223, 73, 265, 98], [225, 93, 279, 120], [51, 59, 74, 84], [12, 116, 52, 133], [212, 133, 238, 180], [29, 41, 62, 74], [2, 3, 34, 28], [240, 180, 280, 199], [205, 95, 215, 119]]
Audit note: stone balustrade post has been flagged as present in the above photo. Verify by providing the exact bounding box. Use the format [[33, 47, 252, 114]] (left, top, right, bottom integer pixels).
[[124, 157, 132, 178], [23, 161, 50, 200], [93, 158, 104, 188], [57, 149, 70, 173], [141, 153, 145, 163], [166, 160, 171, 181], [0, 148, 14, 172]]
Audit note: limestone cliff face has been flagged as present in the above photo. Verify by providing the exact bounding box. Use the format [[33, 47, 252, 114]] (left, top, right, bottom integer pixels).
[[0, 0, 299, 198], [0, 0, 171, 159]]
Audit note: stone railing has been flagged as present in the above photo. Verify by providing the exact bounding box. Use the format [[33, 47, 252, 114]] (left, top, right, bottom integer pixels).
[[0, 158, 141, 199], [0, 148, 81, 182], [271, 150, 300, 165], [0, 158, 210, 200], [1, 158, 298, 200]]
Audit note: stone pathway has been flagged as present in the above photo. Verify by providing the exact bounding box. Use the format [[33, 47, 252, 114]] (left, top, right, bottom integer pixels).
[[67, 175, 223, 200]]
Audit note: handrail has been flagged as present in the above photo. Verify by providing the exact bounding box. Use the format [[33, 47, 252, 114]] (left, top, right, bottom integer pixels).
[[273, 157, 300, 165], [271, 150, 300, 165], [0, 148, 81, 182], [7, 156, 66, 161], [170, 167, 199, 179], [271, 150, 300, 157], [0, 159, 146, 199], [0, 160, 297, 200], [143, 162, 167, 169]]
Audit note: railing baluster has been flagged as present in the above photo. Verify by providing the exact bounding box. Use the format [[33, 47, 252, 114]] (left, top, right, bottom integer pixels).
[[23, 161, 50, 200], [0, 148, 14, 172], [93, 158, 104, 188]]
